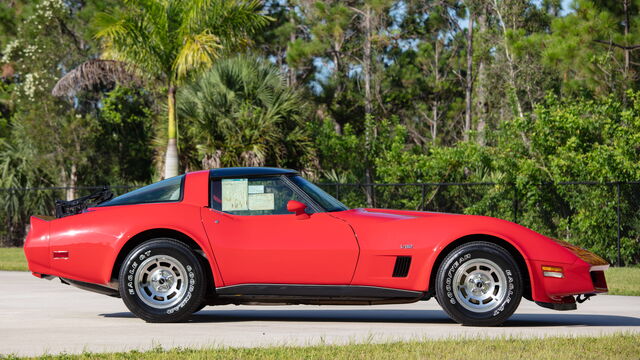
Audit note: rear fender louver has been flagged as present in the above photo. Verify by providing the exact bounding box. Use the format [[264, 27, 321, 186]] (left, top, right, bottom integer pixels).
[[392, 256, 412, 277]]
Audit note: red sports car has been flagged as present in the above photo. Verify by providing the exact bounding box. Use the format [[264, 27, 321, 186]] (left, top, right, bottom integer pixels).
[[24, 167, 609, 326]]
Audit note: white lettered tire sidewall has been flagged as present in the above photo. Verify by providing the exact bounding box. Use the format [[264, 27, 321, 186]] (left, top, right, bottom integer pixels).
[[435, 241, 523, 326], [118, 238, 205, 323]]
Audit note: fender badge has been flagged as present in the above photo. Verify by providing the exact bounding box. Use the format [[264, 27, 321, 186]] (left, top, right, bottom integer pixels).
[[400, 244, 413, 249]]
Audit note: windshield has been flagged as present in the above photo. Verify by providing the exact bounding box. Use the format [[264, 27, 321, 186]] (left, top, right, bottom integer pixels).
[[290, 176, 348, 212], [98, 175, 184, 207]]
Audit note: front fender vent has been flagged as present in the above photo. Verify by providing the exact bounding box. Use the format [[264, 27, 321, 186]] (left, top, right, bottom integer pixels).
[[392, 256, 412, 277]]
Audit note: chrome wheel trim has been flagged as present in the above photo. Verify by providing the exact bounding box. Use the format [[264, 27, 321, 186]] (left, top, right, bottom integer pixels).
[[452, 258, 508, 313], [133, 255, 188, 309]]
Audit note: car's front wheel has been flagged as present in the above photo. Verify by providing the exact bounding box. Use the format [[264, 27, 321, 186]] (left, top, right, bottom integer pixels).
[[118, 238, 205, 322], [435, 241, 523, 326]]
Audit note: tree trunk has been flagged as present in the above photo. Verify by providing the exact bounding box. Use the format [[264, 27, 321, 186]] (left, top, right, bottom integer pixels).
[[431, 38, 440, 144], [623, 0, 630, 106], [475, 7, 488, 146], [288, 11, 297, 87], [66, 163, 77, 201], [363, 5, 375, 207], [464, 10, 474, 142], [363, 5, 373, 117], [492, 0, 524, 119], [431, 101, 438, 143], [164, 86, 179, 179]]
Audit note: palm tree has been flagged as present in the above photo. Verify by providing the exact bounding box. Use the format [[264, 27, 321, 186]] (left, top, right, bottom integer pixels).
[[177, 55, 314, 172], [90, 0, 270, 178]]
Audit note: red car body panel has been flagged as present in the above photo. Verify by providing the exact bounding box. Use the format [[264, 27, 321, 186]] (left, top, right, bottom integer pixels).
[[23, 216, 50, 276], [201, 209, 359, 285], [24, 170, 607, 307], [331, 208, 597, 303], [29, 170, 222, 286]]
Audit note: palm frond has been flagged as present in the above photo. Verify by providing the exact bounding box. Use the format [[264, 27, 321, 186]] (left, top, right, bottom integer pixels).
[[93, 9, 166, 79], [51, 59, 141, 97], [177, 55, 311, 169], [182, 0, 272, 53], [173, 31, 223, 83], [94, 0, 270, 86], [92, 12, 128, 40]]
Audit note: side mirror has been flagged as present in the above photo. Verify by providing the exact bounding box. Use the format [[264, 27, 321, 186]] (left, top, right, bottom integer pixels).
[[287, 200, 310, 220]]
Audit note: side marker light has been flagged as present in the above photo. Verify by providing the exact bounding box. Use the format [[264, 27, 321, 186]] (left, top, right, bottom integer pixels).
[[542, 265, 564, 278], [53, 251, 69, 259]]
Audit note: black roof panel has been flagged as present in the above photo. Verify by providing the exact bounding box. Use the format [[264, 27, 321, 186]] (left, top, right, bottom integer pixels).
[[209, 167, 297, 178]]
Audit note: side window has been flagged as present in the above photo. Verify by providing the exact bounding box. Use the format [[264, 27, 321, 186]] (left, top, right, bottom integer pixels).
[[99, 175, 184, 207], [211, 176, 313, 216]]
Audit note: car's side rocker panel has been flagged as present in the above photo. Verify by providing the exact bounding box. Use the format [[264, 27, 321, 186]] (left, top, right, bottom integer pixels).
[[211, 284, 426, 305]]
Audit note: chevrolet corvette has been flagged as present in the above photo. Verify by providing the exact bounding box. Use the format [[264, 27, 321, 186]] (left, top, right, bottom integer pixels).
[[24, 167, 609, 326]]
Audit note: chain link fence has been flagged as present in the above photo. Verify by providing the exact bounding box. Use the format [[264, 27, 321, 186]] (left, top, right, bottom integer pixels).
[[2, 182, 639, 266], [317, 181, 640, 266]]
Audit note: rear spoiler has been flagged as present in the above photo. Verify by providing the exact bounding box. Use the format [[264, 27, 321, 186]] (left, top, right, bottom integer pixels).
[[55, 186, 113, 218]]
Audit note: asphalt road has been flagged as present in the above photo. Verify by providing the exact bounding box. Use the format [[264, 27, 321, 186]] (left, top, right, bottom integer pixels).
[[1, 271, 639, 357]]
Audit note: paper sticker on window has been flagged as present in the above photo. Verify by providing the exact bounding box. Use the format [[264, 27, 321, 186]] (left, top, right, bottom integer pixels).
[[221, 179, 248, 211], [248, 193, 275, 211], [248, 185, 265, 194]]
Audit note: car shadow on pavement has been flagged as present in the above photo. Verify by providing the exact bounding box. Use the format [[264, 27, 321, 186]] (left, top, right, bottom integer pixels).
[[101, 309, 455, 324], [506, 313, 640, 327], [100, 309, 640, 327]]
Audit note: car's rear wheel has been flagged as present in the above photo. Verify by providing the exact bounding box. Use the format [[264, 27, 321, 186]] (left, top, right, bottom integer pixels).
[[435, 241, 522, 326], [118, 238, 205, 323]]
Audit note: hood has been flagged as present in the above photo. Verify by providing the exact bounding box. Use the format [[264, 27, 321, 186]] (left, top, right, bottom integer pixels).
[[330, 208, 458, 225], [330, 208, 584, 265]]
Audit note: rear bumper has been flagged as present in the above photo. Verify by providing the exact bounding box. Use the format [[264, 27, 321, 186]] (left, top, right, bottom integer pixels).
[[24, 216, 52, 275], [59, 277, 120, 298], [30, 272, 120, 298], [31, 272, 55, 280]]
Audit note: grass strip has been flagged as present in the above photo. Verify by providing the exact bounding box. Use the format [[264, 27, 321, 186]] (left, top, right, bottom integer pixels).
[[0, 247, 27, 271], [4, 334, 639, 360], [604, 266, 640, 296], [1, 247, 639, 295]]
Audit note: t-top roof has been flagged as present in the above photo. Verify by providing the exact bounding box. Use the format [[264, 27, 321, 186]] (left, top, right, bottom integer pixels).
[[209, 167, 298, 178]]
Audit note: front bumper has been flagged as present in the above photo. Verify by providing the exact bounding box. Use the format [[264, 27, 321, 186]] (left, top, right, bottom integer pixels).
[[531, 240, 609, 308]]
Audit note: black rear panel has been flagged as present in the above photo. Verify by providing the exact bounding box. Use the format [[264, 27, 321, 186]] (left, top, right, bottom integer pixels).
[[55, 187, 113, 218]]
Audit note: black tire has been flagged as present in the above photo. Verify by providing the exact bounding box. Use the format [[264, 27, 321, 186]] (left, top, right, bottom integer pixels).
[[435, 241, 522, 326], [118, 238, 205, 323]]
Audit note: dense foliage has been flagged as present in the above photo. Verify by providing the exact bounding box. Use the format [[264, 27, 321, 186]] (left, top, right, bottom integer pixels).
[[91, 0, 271, 178], [375, 93, 640, 263], [178, 55, 314, 171], [0, 0, 639, 263]]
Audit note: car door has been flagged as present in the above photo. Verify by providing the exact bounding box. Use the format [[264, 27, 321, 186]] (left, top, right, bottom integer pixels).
[[201, 175, 359, 286]]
